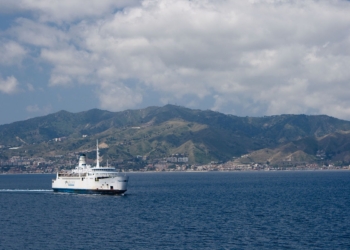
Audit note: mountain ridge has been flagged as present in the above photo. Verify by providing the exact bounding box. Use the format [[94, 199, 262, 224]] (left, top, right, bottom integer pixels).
[[1, 104, 350, 166]]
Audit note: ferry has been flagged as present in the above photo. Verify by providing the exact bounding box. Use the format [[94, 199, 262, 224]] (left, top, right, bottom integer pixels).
[[52, 141, 128, 195]]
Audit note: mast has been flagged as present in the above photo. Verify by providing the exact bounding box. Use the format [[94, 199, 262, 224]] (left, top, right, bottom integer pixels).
[[96, 139, 100, 168]]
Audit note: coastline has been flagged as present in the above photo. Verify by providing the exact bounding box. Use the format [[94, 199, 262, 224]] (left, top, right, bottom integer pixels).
[[1, 168, 349, 175]]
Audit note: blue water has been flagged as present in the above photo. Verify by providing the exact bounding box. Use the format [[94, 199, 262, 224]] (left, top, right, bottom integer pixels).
[[0, 171, 349, 249]]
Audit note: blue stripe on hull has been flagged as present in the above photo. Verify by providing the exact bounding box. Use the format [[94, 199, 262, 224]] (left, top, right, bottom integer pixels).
[[52, 188, 126, 195]]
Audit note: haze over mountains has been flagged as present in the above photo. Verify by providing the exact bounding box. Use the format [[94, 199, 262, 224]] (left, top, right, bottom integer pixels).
[[1, 105, 350, 166]]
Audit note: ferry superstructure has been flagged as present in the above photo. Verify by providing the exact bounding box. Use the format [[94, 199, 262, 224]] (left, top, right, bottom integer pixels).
[[52, 141, 128, 195]]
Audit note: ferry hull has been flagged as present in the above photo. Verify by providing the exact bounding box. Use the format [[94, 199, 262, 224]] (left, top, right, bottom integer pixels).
[[53, 188, 127, 195]]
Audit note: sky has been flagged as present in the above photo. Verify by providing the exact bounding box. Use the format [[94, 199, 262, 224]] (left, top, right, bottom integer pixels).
[[1, 0, 350, 125]]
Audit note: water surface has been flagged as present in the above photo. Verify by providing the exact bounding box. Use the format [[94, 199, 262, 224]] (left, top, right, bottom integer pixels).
[[0, 171, 349, 249]]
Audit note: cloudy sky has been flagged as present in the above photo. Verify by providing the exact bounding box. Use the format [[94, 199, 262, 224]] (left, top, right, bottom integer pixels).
[[1, 0, 350, 125]]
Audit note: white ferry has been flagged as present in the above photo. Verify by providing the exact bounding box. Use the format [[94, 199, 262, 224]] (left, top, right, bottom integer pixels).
[[52, 141, 128, 195]]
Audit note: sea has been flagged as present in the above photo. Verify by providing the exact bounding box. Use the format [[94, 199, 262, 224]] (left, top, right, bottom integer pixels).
[[0, 171, 349, 250]]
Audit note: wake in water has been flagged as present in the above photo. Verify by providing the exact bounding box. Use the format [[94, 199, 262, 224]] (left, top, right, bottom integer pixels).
[[0, 189, 52, 192]]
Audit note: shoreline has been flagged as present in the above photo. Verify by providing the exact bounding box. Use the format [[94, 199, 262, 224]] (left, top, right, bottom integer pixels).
[[1, 168, 349, 175]]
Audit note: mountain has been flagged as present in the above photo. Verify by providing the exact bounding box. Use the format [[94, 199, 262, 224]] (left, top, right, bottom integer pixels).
[[1, 104, 350, 165]]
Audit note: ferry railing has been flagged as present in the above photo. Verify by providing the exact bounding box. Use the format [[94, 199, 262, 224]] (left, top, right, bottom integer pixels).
[[58, 173, 87, 177]]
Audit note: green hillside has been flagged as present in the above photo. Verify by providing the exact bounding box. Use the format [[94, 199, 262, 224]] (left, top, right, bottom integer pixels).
[[1, 105, 350, 165]]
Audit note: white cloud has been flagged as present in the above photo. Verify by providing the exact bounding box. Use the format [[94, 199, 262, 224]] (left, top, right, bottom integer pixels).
[[3, 0, 350, 119], [0, 75, 20, 94], [0, 0, 142, 23], [26, 104, 39, 113], [98, 82, 143, 111], [27, 83, 34, 91], [10, 19, 69, 48], [25, 103, 52, 115], [0, 41, 26, 65], [262, 78, 311, 115], [40, 48, 95, 86]]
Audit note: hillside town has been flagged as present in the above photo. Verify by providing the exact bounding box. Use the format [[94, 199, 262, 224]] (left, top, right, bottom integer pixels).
[[1, 153, 349, 174]]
